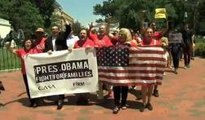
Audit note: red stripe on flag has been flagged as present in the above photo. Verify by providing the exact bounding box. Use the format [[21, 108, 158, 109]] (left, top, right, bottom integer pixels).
[[99, 69, 164, 74]]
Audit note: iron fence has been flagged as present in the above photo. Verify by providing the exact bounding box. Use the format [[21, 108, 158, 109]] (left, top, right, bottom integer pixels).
[[0, 46, 21, 72]]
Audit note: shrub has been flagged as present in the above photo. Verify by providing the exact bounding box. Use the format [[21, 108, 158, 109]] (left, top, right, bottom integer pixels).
[[195, 38, 205, 57]]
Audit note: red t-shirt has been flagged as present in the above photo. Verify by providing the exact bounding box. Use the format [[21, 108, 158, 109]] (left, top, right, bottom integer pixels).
[[130, 40, 139, 47], [16, 48, 42, 74], [74, 38, 95, 48], [140, 38, 161, 46], [115, 40, 138, 48], [153, 31, 163, 40], [34, 37, 47, 52], [89, 32, 113, 47]]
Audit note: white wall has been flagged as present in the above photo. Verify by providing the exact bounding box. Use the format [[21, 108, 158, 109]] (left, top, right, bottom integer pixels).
[[0, 18, 11, 39]]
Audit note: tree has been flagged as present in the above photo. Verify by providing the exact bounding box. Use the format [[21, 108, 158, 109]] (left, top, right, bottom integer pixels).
[[93, 0, 119, 23], [0, 0, 59, 39], [30, 0, 56, 28], [0, 0, 44, 38], [72, 21, 83, 36], [93, 0, 202, 33]]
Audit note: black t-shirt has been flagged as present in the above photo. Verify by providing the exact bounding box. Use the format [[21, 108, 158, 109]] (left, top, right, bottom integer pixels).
[[182, 29, 193, 46]]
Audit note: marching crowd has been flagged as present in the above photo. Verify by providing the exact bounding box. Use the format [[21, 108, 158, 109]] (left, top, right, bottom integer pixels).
[[4, 19, 195, 114]]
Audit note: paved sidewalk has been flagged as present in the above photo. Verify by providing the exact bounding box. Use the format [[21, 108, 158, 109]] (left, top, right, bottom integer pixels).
[[0, 57, 205, 120]]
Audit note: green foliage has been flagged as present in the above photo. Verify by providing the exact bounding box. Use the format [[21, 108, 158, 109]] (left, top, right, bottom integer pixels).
[[30, 0, 56, 28], [195, 38, 205, 57], [0, 0, 44, 37], [0, 0, 57, 37], [93, 0, 202, 32], [93, 0, 118, 17], [72, 21, 83, 36]]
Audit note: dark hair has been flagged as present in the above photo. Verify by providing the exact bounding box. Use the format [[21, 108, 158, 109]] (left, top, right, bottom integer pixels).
[[79, 28, 89, 36], [22, 38, 34, 48]]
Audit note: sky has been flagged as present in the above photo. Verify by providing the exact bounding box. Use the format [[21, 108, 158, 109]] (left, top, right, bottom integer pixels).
[[57, 0, 105, 27]]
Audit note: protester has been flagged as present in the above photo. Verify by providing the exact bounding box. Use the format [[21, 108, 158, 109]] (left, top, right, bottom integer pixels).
[[44, 25, 66, 110], [168, 26, 184, 74], [74, 29, 95, 48], [89, 23, 113, 99], [89, 24, 113, 47], [191, 34, 196, 60], [44, 26, 60, 52], [139, 27, 162, 112], [65, 22, 79, 48], [49, 22, 75, 110], [150, 21, 168, 41], [33, 28, 47, 52], [55, 24, 71, 50], [161, 37, 170, 67], [112, 28, 138, 114], [108, 29, 119, 45], [74, 28, 95, 105], [182, 23, 194, 68], [149, 21, 168, 97], [6, 38, 42, 108]]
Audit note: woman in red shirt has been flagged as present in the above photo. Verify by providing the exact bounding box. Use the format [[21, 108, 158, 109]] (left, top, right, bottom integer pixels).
[[7, 38, 42, 107], [140, 28, 161, 46]]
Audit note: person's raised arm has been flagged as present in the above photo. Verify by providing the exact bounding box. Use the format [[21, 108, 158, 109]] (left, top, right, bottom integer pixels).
[[61, 17, 72, 40], [88, 22, 98, 41], [160, 19, 169, 36], [5, 42, 17, 55]]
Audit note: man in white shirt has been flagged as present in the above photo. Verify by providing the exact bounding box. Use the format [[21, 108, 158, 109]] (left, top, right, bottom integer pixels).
[[66, 30, 79, 48]]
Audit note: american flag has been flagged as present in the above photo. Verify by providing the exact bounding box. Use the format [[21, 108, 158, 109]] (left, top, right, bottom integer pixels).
[[96, 46, 129, 67], [97, 46, 166, 86]]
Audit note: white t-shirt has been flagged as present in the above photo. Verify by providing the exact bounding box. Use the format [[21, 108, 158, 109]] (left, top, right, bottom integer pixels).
[[52, 37, 57, 51], [66, 35, 79, 48]]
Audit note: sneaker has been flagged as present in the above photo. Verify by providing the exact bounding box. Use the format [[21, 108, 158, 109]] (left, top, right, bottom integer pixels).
[[30, 99, 38, 108], [174, 69, 178, 74], [32, 102, 38, 108], [57, 99, 63, 110], [113, 106, 120, 114], [76, 97, 89, 105], [187, 64, 190, 68], [163, 72, 166, 76], [146, 103, 153, 111], [104, 92, 113, 99], [121, 105, 127, 110], [136, 96, 142, 100], [153, 89, 159, 97]]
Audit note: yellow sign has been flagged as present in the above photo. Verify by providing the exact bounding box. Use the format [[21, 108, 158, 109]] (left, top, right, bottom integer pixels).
[[155, 8, 167, 19]]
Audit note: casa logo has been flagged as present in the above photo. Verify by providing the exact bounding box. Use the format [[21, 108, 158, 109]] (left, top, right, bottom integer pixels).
[[38, 84, 56, 90]]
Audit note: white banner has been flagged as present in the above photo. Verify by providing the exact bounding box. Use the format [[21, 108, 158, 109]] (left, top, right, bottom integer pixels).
[[24, 48, 98, 98]]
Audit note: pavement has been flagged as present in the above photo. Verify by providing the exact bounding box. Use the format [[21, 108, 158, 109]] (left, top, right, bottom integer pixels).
[[0, 57, 205, 120]]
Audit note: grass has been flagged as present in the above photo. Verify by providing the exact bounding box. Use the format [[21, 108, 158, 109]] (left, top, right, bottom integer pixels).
[[0, 47, 21, 71]]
